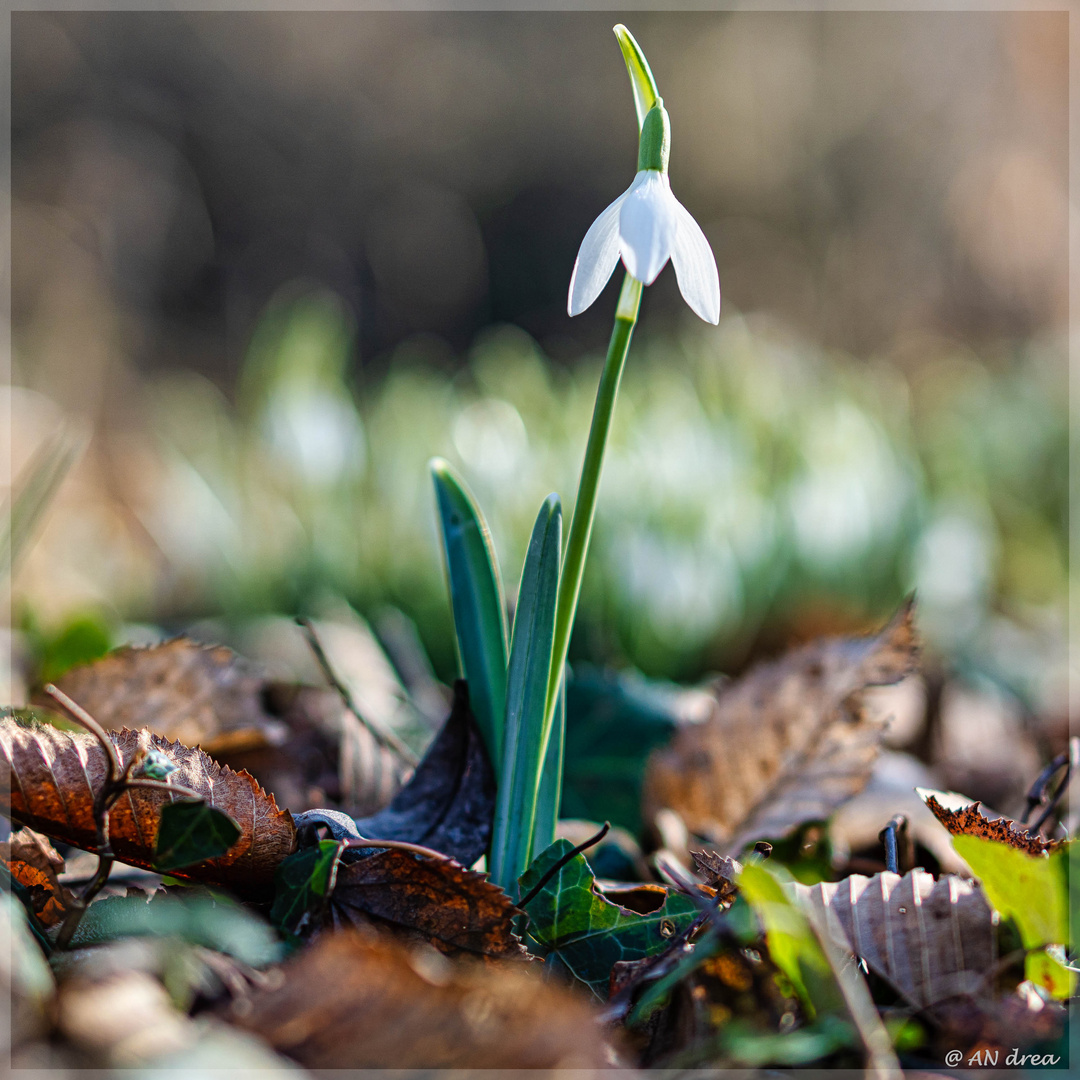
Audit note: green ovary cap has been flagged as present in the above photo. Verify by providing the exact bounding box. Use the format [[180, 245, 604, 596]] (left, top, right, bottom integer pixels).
[[637, 101, 670, 174]]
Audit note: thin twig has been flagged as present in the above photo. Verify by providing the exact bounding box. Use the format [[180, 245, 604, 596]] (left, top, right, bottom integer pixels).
[[1021, 750, 1070, 825], [296, 616, 418, 766], [43, 684, 122, 781], [1030, 738, 1078, 836], [516, 822, 611, 908], [123, 778, 202, 799], [341, 836, 460, 863]]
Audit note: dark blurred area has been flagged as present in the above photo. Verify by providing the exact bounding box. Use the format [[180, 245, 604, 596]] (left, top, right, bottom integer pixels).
[[5, 11, 1069, 799], [12, 10, 1066, 388]]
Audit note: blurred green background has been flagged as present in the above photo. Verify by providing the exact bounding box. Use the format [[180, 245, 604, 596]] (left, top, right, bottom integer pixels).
[[5, 11, 1068, 735]]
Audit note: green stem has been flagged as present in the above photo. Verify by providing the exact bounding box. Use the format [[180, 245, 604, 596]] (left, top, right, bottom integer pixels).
[[545, 272, 641, 723]]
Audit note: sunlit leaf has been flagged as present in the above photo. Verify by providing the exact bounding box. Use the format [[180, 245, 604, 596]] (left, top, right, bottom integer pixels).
[[490, 494, 561, 893], [952, 834, 1072, 998], [430, 458, 508, 770], [738, 862, 839, 1017]]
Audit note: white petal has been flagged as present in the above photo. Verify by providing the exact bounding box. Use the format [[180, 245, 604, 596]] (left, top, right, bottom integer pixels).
[[567, 190, 626, 316], [670, 197, 721, 324], [618, 171, 678, 286]]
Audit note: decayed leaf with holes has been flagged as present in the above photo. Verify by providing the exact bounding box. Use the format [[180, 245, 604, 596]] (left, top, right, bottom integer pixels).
[[918, 788, 1064, 856], [0, 716, 295, 895], [45, 638, 287, 757], [644, 601, 919, 855], [792, 869, 998, 1009], [329, 847, 523, 959], [1, 826, 76, 927], [228, 930, 615, 1069]]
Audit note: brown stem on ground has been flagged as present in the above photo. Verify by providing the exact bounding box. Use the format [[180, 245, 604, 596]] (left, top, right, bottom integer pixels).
[[295, 616, 419, 766]]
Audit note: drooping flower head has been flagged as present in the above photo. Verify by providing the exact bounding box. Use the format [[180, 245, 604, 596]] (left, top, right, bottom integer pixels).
[[568, 26, 720, 324]]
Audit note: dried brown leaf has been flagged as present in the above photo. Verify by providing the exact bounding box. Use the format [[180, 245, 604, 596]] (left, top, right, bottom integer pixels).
[[644, 600, 919, 854], [0, 717, 296, 895], [229, 929, 615, 1069], [47, 637, 411, 818], [329, 847, 523, 959], [46, 638, 285, 756], [690, 849, 741, 902], [920, 790, 1064, 856], [2, 826, 76, 927], [793, 869, 998, 1008]]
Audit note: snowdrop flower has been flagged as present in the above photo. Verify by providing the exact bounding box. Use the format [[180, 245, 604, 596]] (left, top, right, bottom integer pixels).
[[568, 97, 721, 324]]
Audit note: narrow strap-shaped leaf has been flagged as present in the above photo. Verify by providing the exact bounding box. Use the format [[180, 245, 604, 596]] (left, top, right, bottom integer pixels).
[[430, 458, 508, 771], [490, 495, 561, 895], [531, 667, 565, 858]]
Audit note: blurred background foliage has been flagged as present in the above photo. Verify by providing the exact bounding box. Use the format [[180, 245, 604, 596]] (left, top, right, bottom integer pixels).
[[5, 11, 1068, 735]]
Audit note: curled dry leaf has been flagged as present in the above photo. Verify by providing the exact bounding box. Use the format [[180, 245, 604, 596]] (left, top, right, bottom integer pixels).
[[644, 600, 919, 855], [229, 929, 615, 1070], [46, 638, 286, 757], [329, 847, 523, 959], [919, 789, 1064, 856], [1, 826, 77, 927], [352, 680, 495, 866], [792, 869, 998, 1009], [0, 717, 296, 895]]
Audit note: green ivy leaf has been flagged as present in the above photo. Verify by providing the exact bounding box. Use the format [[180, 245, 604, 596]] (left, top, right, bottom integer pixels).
[[952, 835, 1072, 998], [518, 838, 697, 997], [153, 799, 241, 872], [269, 839, 345, 939]]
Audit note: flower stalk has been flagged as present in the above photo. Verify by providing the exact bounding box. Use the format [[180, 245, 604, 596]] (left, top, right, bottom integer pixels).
[[545, 273, 641, 724]]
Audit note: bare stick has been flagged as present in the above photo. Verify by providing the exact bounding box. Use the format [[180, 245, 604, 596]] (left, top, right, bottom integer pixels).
[[878, 814, 910, 875], [295, 617, 418, 766], [1030, 737, 1079, 836], [341, 836, 464, 863], [124, 778, 201, 799], [1021, 750, 1070, 825], [43, 684, 122, 781]]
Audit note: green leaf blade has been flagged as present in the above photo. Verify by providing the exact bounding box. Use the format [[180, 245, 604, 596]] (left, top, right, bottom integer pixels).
[[152, 799, 241, 872], [738, 862, 839, 1018], [490, 494, 561, 893], [531, 668, 565, 859], [430, 458, 508, 770]]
